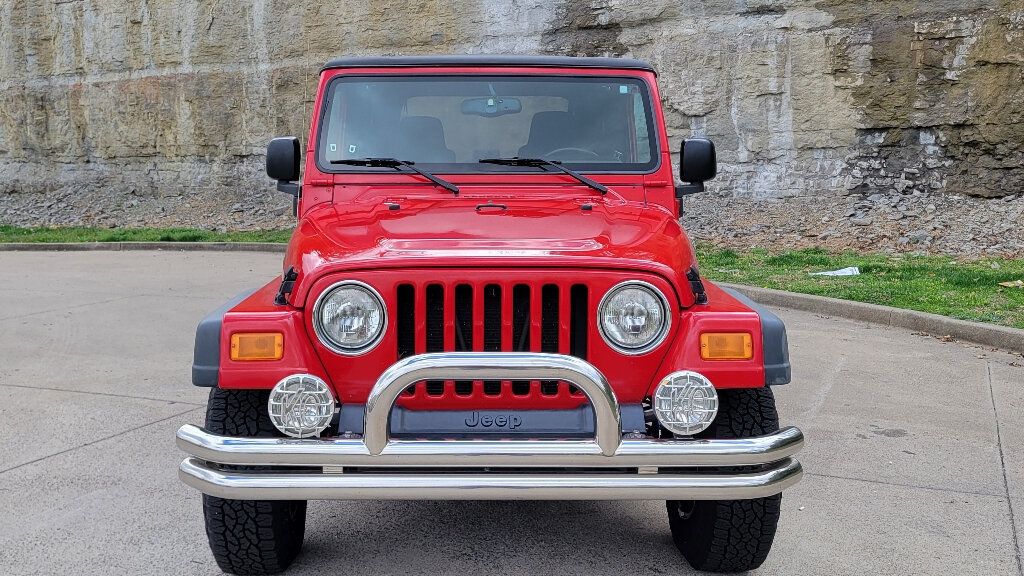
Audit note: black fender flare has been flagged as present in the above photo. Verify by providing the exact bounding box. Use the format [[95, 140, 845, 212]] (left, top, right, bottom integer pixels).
[[192, 288, 259, 387], [722, 287, 792, 385]]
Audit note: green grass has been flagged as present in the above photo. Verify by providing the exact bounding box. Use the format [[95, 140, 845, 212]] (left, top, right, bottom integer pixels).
[[697, 246, 1024, 330], [0, 225, 292, 244], [1, 227, 1021, 329]]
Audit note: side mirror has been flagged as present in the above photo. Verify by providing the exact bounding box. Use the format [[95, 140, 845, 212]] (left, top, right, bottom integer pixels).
[[267, 137, 301, 215], [681, 138, 717, 183], [676, 138, 716, 197]]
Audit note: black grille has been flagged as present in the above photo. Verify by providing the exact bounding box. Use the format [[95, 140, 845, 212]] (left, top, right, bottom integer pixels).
[[395, 281, 589, 398]]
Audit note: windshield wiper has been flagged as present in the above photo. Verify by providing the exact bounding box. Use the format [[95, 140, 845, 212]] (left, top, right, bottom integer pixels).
[[330, 158, 459, 194], [478, 157, 608, 195]]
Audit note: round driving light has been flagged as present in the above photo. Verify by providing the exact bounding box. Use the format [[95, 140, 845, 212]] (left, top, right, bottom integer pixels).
[[313, 281, 386, 355], [653, 371, 718, 436], [267, 374, 336, 438], [598, 281, 671, 354]]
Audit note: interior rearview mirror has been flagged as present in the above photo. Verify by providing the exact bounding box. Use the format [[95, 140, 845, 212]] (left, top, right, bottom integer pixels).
[[461, 97, 522, 117], [267, 137, 301, 215]]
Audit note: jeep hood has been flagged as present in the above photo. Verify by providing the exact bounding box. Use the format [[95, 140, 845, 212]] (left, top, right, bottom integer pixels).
[[283, 194, 698, 307]]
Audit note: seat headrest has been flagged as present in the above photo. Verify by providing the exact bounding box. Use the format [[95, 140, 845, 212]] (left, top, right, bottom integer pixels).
[[519, 111, 578, 158], [398, 116, 456, 163]]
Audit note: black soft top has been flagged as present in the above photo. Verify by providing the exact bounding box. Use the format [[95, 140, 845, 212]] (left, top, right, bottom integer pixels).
[[321, 55, 656, 74]]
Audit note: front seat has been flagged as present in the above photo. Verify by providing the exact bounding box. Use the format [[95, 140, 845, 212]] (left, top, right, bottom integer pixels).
[[518, 111, 579, 158], [397, 116, 456, 163]]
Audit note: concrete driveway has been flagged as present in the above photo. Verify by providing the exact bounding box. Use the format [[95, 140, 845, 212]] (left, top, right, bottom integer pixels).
[[0, 251, 1021, 576]]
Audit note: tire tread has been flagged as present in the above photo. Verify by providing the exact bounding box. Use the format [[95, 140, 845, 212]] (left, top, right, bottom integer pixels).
[[202, 388, 306, 575], [667, 387, 784, 573]]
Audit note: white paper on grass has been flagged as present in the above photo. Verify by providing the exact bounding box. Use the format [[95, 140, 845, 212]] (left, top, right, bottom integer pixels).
[[810, 266, 860, 277]]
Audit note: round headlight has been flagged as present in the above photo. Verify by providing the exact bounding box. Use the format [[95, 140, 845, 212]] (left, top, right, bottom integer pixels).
[[598, 281, 671, 354], [653, 371, 718, 436], [313, 281, 386, 354], [267, 374, 336, 438]]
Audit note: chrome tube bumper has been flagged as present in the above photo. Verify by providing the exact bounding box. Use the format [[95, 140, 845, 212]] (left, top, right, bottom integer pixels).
[[178, 352, 805, 501]]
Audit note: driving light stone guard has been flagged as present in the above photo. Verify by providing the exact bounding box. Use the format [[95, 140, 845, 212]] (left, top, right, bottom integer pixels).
[[177, 352, 805, 500]]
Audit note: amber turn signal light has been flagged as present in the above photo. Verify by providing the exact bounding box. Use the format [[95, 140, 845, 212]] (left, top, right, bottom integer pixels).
[[700, 332, 753, 360], [231, 333, 284, 361]]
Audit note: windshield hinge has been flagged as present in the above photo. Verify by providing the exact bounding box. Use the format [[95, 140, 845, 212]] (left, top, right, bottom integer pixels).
[[686, 266, 708, 305], [274, 267, 299, 306]]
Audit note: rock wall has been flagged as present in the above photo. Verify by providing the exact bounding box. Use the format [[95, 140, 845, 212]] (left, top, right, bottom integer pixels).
[[0, 0, 1022, 228]]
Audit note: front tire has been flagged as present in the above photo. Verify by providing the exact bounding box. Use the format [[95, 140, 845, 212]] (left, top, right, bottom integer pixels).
[[201, 388, 307, 575], [666, 387, 783, 573]]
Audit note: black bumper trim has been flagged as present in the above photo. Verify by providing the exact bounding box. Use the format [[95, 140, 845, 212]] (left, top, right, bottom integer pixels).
[[338, 403, 647, 437]]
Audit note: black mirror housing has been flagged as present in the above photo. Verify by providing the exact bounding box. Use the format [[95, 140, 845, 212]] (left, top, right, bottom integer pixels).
[[675, 138, 717, 215], [267, 137, 301, 216], [267, 137, 301, 182], [680, 138, 716, 184]]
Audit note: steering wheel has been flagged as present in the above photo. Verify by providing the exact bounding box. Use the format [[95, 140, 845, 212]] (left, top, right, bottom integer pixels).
[[544, 147, 601, 161]]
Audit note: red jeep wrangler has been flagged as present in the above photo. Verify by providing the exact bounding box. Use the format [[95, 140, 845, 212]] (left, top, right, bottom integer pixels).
[[177, 55, 803, 575]]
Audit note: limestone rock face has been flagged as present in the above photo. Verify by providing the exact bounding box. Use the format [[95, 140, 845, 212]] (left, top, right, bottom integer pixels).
[[0, 0, 1021, 214]]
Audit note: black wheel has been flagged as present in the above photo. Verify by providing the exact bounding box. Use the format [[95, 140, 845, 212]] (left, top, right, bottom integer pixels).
[[201, 388, 307, 575], [666, 387, 783, 573]]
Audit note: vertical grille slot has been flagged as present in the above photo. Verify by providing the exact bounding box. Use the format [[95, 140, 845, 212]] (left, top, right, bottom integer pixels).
[[396, 284, 415, 360], [483, 284, 502, 393], [541, 284, 559, 395], [512, 284, 532, 396], [512, 282, 536, 393], [541, 284, 559, 353], [425, 284, 445, 353], [568, 284, 588, 397], [425, 284, 445, 394], [570, 284, 588, 360], [454, 284, 474, 395], [454, 285, 473, 351], [512, 284, 530, 352], [397, 284, 417, 397], [483, 284, 502, 352]]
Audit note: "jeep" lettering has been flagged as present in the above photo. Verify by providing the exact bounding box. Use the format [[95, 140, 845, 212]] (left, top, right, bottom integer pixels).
[[464, 412, 523, 430]]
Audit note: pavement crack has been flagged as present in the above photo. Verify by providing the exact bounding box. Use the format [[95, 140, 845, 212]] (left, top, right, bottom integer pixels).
[[0, 406, 201, 476], [988, 362, 1024, 576], [0, 382, 205, 407], [804, 471, 1005, 498]]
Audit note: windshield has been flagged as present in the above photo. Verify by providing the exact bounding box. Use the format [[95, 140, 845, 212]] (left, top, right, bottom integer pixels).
[[317, 75, 658, 173]]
